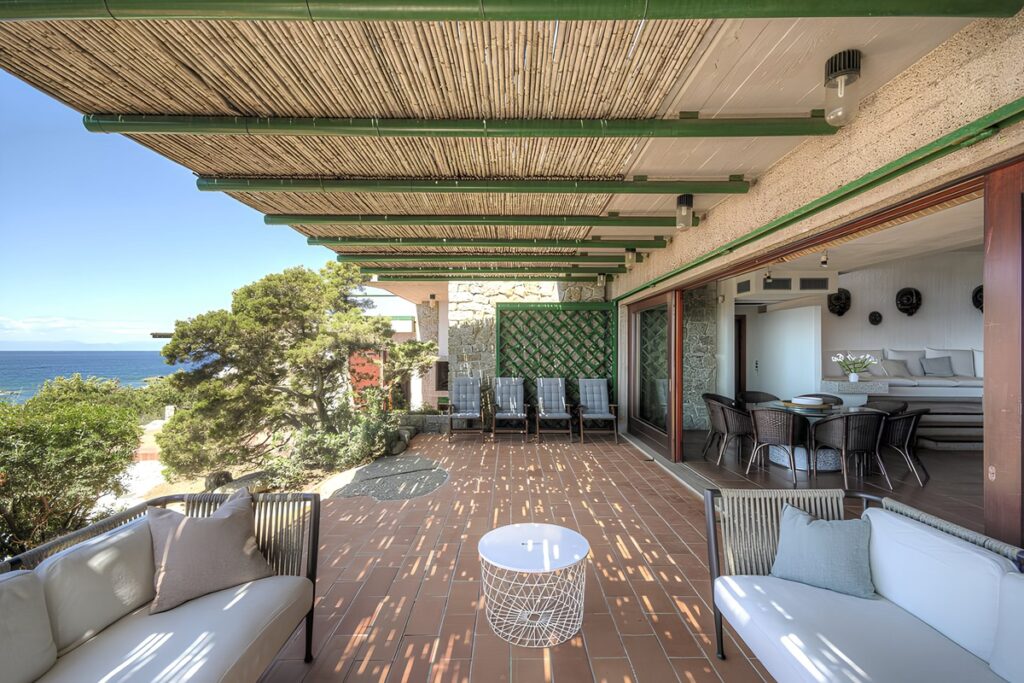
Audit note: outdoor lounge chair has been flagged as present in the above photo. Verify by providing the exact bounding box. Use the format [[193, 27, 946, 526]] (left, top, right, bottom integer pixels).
[[492, 376, 528, 441], [446, 376, 484, 442], [578, 378, 618, 443], [535, 377, 573, 442]]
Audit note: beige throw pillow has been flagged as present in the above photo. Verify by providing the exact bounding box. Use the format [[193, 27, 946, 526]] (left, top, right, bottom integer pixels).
[[147, 489, 273, 614]]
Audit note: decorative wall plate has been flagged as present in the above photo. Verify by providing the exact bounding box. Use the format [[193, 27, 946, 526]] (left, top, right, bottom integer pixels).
[[895, 287, 922, 316], [972, 285, 983, 312], [827, 288, 851, 316], [869, 311, 882, 325]]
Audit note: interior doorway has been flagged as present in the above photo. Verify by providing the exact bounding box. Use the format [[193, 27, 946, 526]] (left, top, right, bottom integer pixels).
[[734, 315, 746, 397]]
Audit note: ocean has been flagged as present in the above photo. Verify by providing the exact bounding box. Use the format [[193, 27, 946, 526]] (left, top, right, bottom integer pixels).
[[0, 351, 179, 402]]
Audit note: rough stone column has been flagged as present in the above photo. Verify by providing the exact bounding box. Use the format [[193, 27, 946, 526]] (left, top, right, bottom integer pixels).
[[414, 301, 441, 409], [682, 284, 718, 430]]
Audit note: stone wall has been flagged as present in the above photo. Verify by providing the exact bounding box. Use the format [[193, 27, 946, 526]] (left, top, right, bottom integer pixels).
[[414, 302, 443, 409], [682, 284, 718, 430], [447, 281, 605, 382]]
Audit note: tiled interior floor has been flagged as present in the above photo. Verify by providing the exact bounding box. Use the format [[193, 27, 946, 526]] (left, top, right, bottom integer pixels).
[[263, 434, 769, 683]]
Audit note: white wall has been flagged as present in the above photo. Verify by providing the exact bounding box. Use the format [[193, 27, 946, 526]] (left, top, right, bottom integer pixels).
[[716, 282, 735, 397], [744, 305, 822, 400], [821, 251, 983, 354]]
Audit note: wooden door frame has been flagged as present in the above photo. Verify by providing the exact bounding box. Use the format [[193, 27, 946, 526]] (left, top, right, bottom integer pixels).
[[734, 315, 747, 397], [627, 292, 674, 456], [983, 159, 1024, 545]]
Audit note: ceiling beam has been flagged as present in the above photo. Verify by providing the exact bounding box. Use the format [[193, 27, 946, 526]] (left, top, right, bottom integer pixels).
[[84, 114, 836, 138], [199, 177, 748, 195], [309, 237, 666, 249], [359, 267, 626, 275], [267, 214, 676, 228], [337, 253, 625, 264], [3, 0, 1016, 21], [372, 275, 600, 282]]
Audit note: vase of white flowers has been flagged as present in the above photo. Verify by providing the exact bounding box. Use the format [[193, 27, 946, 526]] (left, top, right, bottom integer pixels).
[[831, 353, 877, 383]]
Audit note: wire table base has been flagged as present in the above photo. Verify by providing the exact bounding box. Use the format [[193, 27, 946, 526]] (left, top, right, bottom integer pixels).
[[480, 555, 587, 647]]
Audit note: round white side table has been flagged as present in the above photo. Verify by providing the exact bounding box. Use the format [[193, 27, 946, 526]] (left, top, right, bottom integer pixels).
[[478, 523, 590, 647]]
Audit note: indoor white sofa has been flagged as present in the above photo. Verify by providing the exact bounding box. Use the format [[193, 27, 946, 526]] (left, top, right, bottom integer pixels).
[[0, 492, 319, 683], [823, 347, 983, 398], [706, 489, 1024, 683]]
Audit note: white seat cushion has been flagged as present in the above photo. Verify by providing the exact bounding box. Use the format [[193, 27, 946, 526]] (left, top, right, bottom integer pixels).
[[864, 508, 1016, 661], [40, 575, 311, 683], [715, 575, 1003, 683], [953, 376, 985, 387], [0, 570, 57, 683], [990, 572, 1024, 682], [538, 411, 572, 419], [878, 376, 918, 387], [581, 412, 616, 420], [926, 348, 976, 378], [35, 519, 155, 655], [913, 376, 959, 387], [974, 349, 984, 378]]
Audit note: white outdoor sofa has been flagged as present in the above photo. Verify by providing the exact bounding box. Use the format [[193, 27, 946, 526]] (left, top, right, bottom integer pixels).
[[0, 492, 319, 683], [823, 347, 984, 398], [705, 488, 1024, 683]]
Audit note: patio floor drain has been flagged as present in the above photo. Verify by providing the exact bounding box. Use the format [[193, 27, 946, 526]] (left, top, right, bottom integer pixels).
[[329, 455, 449, 501]]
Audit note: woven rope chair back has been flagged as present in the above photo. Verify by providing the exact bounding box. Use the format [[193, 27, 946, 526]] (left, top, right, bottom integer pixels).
[[494, 377, 524, 413], [751, 408, 807, 447], [844, 412, 885, 452], [536, 377, 566, 414], [704, 397, 728, 434], [718, 489, 846, 576], [882, 409, 928, 449], [720, 404, 753, 436], [578, 378, 610, 415], [450, 376, 481, 414]]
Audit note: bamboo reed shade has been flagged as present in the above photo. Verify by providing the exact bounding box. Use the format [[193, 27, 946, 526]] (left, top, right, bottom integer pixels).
[[0, 20, 711, 118], [326, 245, 579, 255], [228, 191, 613, 216], [293, 224, 593, 240], [130, 134, 640, 179], [356, 259, 582, 269]]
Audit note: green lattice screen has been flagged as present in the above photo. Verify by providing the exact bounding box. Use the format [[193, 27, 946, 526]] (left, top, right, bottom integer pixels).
[[495, 302, 617, 406]]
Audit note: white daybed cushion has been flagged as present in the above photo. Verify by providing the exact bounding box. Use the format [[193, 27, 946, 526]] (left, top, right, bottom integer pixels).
[[0, 570, 57, 683], [847, 349, 886, 377], [974, 349, 984, 378], [714, 575, 1002, 683], [39, 575, 312, 683], [954, 376, 985, 388], [885, 349, 926, 376], [35, 519, 155, 655], [926, 348, 975, 378], [913, 376, 959, 387], [990, 572, 1024, 682], [864, 508, 1016, 661]]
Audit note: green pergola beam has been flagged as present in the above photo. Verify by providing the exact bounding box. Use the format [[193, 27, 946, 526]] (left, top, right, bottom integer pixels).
[[267, 213, 677, 228], [360, 267, 626, 275], [199, 177, 748, 195], [309, 237, 665, 249], [337, 253, 624, 264], [85, 114, 836, 138], [3, 0, 1017, 21], [373, 275, 600, 282]]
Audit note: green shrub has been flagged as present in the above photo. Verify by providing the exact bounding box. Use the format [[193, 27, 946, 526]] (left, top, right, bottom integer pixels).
[[0, 399, 140, 558]]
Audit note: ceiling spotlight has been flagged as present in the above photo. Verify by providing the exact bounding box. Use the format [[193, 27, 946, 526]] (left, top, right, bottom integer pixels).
[[820, 251, 829, 268], [370, 274, 379, 283], [597, 274, 608, 287], [675, 194, 694, 230], [764, 268, 773, 285], [824, 49, 862, 127], [625, 251, 637, 270]]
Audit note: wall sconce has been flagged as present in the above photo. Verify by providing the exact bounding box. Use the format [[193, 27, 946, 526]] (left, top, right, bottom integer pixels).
[[764, 268, 773, 285], [597, 274, 607, 287], [428, 293, 437, 309], [824, 49, 862, 127], [625, 251, 637, 270], [675, 194, 694, 230], [820, 251, 829, 268]]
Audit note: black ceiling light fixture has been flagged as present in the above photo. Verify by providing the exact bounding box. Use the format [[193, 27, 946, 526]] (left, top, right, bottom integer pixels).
[[675, 194, 694, 230], [824, 49, 862, 127]]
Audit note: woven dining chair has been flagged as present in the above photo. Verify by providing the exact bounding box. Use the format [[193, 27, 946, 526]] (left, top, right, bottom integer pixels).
[[748, 408, 812, 486], [812, 412, 890, 490], [492, 377, 528, 441], [716, 404, 753, 466], [701, 394, 729, 460], [535, 377, 573, 442], [880, 408, 931, 486]]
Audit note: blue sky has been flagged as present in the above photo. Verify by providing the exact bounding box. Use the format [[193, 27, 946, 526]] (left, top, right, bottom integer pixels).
[[0, 72, 410, 350]]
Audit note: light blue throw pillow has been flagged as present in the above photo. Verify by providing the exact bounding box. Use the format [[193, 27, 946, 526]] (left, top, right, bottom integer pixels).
[[770, 504, 875, 598]]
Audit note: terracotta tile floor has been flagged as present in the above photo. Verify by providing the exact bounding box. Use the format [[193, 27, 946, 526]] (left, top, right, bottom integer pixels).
[[262, 434, 769, 683]]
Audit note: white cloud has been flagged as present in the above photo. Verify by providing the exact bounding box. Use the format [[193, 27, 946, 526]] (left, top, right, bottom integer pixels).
[[0, 315, 163, 343]]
